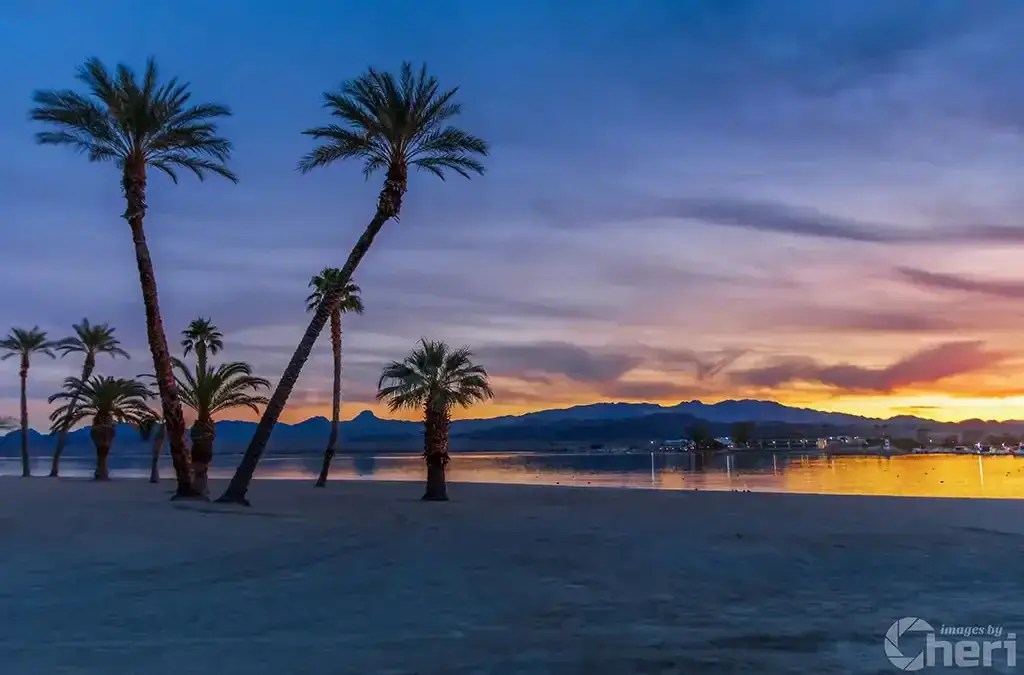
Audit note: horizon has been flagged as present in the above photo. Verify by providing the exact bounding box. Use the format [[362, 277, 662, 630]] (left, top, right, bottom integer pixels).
[[6, 397, 1024, 436], [4, 2, 1024, 428]]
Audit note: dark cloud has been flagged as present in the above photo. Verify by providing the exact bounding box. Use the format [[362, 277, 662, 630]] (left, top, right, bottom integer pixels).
[[760, 308, 960, 334], [732, 341, 1007, 392], [477, 342, 641, 384], [898, 268, 1024, 300], [565, 196, 1024, 246]]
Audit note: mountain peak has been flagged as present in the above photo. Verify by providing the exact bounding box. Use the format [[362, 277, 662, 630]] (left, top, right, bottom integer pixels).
[[352, 410, 378, 421]]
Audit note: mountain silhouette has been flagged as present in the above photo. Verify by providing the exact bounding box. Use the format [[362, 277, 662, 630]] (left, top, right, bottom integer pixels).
[[2, 399, 1021, 455]]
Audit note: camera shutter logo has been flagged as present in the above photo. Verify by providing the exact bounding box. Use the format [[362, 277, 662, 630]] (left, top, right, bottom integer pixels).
[[886, 617, 934, 671]]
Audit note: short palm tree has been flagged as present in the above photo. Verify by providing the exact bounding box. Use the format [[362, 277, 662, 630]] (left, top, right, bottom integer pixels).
[[220, 63, 487, 504], [48, 376, 155, 480], [306, 270, 364, 487], [173, 358, 269, 496], [376, 339, 493, 501], [49, 319, 130, 476], [1, 327, 58, 477], [31, 58, 237, 498], [181, 318, 223, 373], [137, 415, 166, 484]]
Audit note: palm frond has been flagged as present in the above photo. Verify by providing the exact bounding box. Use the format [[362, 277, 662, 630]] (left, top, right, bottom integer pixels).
[[376, 338, 493, 415], [0, 326, 60, 360], [298, 62, 488, 181], [32, 57, 236, 183], [48, 375, 155, 431]]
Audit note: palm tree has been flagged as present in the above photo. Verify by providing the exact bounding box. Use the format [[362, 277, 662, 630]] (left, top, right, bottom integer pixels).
[[31, 58, 237, 498], [49, 319, 130, 476], [173, 358, 269, 496], [220, 63, 487, 504], [137, 416, 166, 484], [306, 270, 364, 487], [48, 376, 154, 480], [181, 318, 223, 373], [376, 339, 493, 501], [1, 327, 58, 477]]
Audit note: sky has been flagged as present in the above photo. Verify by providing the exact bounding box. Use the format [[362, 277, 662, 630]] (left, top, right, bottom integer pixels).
[[2, 0, 1024, 429]]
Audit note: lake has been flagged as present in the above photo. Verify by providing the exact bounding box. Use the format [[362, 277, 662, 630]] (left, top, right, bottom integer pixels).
[[3, 450, 1024, 498]]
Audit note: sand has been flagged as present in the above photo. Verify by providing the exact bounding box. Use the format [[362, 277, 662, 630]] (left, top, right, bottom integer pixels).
[[1, 477, 1023, 674]]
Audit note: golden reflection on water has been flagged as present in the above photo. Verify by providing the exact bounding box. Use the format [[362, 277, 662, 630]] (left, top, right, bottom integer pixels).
[[9, 452, 1024, 499], [243, 452, 1024, 499]]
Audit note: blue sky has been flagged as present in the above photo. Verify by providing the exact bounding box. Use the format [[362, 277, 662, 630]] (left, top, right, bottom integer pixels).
[[3, 0, 1024, 426]]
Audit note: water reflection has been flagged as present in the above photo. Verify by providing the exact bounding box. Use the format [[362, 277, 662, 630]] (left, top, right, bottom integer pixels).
[[3, 451, 1024, 498]]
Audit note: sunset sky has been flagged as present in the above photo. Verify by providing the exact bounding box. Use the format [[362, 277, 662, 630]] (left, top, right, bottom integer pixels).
[[3, 0, 1024, 429]]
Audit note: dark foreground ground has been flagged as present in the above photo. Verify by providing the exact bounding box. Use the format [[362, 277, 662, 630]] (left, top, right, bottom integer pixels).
[[1, 477, 1021, 674]]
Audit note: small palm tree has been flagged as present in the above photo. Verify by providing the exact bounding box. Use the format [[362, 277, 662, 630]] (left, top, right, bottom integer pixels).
[[306, 270, 364, 487], [376, 339, 493, 501], [49, 319, 130, 476], [1, 327, 58, 477], [173, 358, 269, 496], [137, 415, 166, 484], [31, 58, 237, 498], [181, 318, 223, 373], [221, 63, 487, 504], [48, 376, 154, 480]]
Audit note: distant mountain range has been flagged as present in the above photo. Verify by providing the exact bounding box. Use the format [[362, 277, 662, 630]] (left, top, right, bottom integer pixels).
[[2, 399, 1021, 456]]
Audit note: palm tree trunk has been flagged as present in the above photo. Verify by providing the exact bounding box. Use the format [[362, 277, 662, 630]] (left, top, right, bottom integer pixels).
[[314, 311, 343, 488], [123, 165, 197, 498], [423, 406, 451, 501], [190, 419, 216, 497], [90, 423, 114, 480], [219, 165, 407, 505], [50, 357, 94, 477], [149, 425, 165, 483], [19, 359, 30, 478]]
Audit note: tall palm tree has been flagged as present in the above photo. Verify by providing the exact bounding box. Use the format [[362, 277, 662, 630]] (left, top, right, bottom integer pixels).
[[181, 318, 223, 374], [31, 58, 237, 498], [48, 376, 154, 480], [376, 339, 493, 501], [306, 270, 363, 487], [49, 319, 130, 476], [173, 358, 269, 496], [220, 63, 487, 504], [137, 415, 166, 484], [1, 327, 58, 477]]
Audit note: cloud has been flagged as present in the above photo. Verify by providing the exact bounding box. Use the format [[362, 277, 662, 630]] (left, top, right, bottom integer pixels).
[[759, 308, 960, 334], [732, 341, 1007, 393], [898, 268, 1024, 300], [476, 342, 641, 383], [553, 195, 1024, 246]]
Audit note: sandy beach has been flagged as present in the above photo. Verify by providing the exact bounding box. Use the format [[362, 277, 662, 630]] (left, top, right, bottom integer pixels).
[[2, 477, 1023, 674]]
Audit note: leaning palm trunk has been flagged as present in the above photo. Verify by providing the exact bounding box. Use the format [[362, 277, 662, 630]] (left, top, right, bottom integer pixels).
[[190, 419, 216, 496], [50, 357, 95, 477], [18, 360, 30, 477], [423, 407, 451, 501], [314, 311, 343, 487], [219, 166, 406, 504], [149, 424, 165, 483], [124, 166, 196, 497], [90, 422, 115, 480]]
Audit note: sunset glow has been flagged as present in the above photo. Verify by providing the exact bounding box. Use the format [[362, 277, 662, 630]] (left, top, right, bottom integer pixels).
[[3, 2, 1024, 428]]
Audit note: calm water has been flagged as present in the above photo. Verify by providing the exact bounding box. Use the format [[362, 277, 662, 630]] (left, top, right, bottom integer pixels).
[[3, 451, 1024, 498]]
